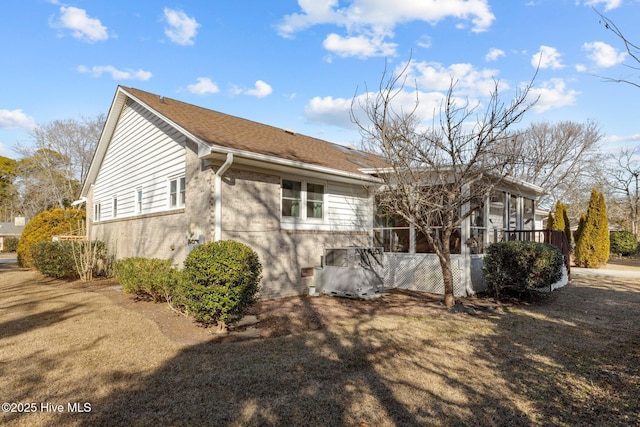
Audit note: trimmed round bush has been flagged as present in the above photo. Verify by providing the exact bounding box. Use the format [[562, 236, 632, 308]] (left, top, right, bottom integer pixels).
[[483, 241, 564, 300], [179, 240, 262, 327], [609, 230, 638, 256], [17, 207, 85, 268]]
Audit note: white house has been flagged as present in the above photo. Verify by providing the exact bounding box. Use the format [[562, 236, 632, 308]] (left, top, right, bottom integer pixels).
[[81, 86, 551, 299]]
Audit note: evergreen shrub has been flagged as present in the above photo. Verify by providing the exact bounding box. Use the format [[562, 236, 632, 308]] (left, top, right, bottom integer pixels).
[[483, 241, 564, 300], [2, 236, 19, 252], [32, 240, 109, 279], [17, 207, 85, 268], [32, 241, 78, 279], [113, 257, 177, 302], [609, 231, 638, 256], [574, 189, 609, 268], [179, 240, 262, 327]]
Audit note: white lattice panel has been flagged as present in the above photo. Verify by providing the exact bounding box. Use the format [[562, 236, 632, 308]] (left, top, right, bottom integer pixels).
[[383, 253, 465, 296]]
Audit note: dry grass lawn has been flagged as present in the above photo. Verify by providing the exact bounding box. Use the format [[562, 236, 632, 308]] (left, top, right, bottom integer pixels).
[[1, 258, 639, 426]]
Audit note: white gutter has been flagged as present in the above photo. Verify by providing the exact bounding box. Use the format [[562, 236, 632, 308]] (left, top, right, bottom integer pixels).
[[71, 197, 87, 206], [214, 153, 234, 241]]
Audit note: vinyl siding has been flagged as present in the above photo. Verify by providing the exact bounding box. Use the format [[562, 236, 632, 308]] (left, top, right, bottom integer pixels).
[[93, 99, 186, 220]]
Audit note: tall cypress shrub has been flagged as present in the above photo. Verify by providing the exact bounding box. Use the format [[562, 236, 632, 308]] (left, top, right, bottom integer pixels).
[[574, 189, 609, 268], [596, 191, 610, 265]]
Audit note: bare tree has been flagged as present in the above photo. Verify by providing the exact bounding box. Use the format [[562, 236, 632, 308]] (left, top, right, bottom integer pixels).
[[507, 120, 604, 208], [15, 149, 78, 218], [606, 147, 640, 236], [14, 114, 105, 217], [595, 9, 640, 88], [353, 63, 537, 307]]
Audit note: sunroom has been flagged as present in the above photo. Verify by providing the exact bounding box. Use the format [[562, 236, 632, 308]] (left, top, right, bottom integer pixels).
[[371, 179, 545, 296]]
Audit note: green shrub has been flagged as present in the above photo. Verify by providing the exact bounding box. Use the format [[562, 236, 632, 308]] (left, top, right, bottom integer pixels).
[[31, 240, 109, 280], [483, 241, 564, 300], [113, 257, 177, 302], [17, 207, 85, 268], [179, 240, 262, 327], [32, 241, 78, 279], [2, 236, 19, 252], [574, 189, 609, 268], [610, 230, 638, 256]]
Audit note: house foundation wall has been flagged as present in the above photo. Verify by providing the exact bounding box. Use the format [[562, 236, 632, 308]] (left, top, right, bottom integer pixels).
[[221, 168, 370, 299]]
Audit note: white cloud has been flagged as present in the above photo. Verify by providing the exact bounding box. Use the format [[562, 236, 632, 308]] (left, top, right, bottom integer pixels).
[[485, 48, 505, 62], [416, 35, 432, 49], [585, 0, 623, 11], [187, 77, 220, 95], [323, 32, 397, 58], [305, 59, 514, 129], [583, 41, 627, 68], [402, 60, 507, 98], [305, 95, 354, 128], [527, 78, 578, 113], [77, 65, 152, 81], [245, 80, 273, 98], [0, 109, 36, 130], [531, 45, 565, 70], [277, 0, 495, 58], [50, 6, 108, 42], [0, 142, 9, 157], [163, 8, 200, 46]]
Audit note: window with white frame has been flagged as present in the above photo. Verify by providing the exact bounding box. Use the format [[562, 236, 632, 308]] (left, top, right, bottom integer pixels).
[[281, 179, 325, 220], [306, 183, 324, 219], [135, 188, 143, 214], [94, 201, 101, 222], [112, 196, 118, 218], [169, 176, 185, 208]]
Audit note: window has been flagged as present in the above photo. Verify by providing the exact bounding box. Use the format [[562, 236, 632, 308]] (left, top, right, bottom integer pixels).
[[135, 189, 143, 214], [306, 183, 324, 219], [281, 179, 325, 220], [282, 179, 301, 217], [94, 202, 101, 222], [169, 176, 185, 208], [469, 194, 486, 254], [112, 196, 118, 218], [523, 198, 535, 230]]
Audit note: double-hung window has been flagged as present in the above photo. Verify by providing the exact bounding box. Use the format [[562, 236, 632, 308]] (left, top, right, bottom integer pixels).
[[282, 179, 302, 217], [306, 183, 324, 219], [281, 179, 325, 220], [169, 176, 185, 208]]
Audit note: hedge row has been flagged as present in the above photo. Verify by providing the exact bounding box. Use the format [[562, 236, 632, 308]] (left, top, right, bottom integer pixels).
[[113, 240, 262, 328], [32, 240, 109, 279]]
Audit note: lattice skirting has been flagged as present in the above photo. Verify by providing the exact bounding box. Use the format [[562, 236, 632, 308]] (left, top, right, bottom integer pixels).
[[382, 253, 466, 296]]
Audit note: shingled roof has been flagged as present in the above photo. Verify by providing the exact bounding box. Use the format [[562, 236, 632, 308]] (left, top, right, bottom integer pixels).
[[121, 86, 387, 177]]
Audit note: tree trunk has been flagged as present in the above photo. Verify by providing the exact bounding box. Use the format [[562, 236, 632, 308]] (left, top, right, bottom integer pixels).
[[438, 254, 455, 308]]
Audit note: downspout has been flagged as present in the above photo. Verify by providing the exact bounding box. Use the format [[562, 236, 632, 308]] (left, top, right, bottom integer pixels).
[[214, 153, 234, 241]]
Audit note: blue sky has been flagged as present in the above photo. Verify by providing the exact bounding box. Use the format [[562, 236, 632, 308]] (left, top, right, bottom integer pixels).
[[1, 0, 639, 158]]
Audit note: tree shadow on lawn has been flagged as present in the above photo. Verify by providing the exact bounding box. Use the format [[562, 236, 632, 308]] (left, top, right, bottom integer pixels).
[[47, 297, 535, 427], [40, 277, 640, 426], [468, 277, 640, 426]]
